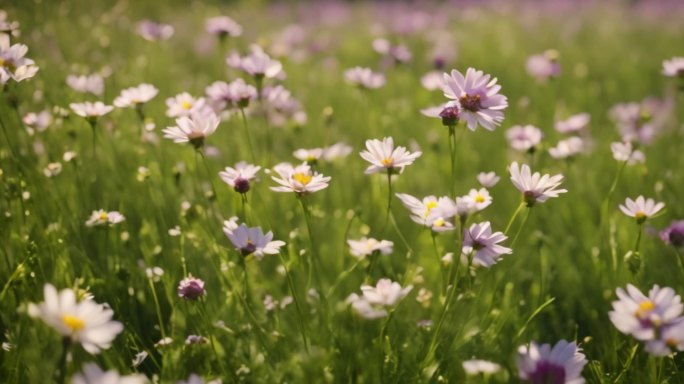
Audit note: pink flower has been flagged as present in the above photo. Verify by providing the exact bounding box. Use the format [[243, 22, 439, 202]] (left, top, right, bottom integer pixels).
[[442, 68, 507, 131]]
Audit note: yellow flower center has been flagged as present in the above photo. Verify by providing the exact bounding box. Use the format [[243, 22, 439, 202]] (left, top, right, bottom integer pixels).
[[0, 57, 15, 71], [635, 211, 647, 220], [433, 218, 445, 227], [293, 172, 312, 185], [635, 300, 655, 317], [381, 158, 393, 167], [99, 212, 108, 221], [475, 194, 486, 203], [181, 101, 192, 110], [62, 315, 85, 331]]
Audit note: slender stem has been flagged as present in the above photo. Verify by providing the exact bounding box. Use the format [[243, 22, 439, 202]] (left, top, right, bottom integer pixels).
[[148, 278, 167, 340], [326, 259, 362, 298], [509, 208, 532, 249], [241, 193, 248, 223], [278, 251, 310, 355], [240, 108, 257, 163], [447, 125, 456, 196], [430, 231, 445, 296], [54, 337, 71, 384], [90, 120, 98, 165], [505, 202, 526, 235], [384, 171, 393, 231], [379, 311, 395, 381], [198, 300, 227, 375], [634, 223, 644, 254], [674, 247, 684, 276], [613, 343, 639, 384], [298, 197, 316, 291], [198, 149, 219, 204]]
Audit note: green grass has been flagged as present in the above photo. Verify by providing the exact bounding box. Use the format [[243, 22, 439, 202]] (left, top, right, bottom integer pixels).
[[1, 1, 684, 382]]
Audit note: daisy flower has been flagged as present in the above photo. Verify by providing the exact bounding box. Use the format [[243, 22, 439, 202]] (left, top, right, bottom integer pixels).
[[661, 221, 684, 248], [347, 237, 394, 259], [66, 74, 104, 96], [0, 35, 39, 84], [165, 92, 209, 118], [344, 66, 386, 89], [509, 162, 567, 207], [137, 20, 174, 41], [205, 78, 257, 110], [442, 67, 508, 131], [293, 148, 324, 164], [619, 196, 665, 224], [346, 279, 412, 319], [270, 162, 331, 195], [555, 113, 590, 134], [0, 11, 20, 36], [222, 216, 239, 237], [27, 284, 123, 354], [548, 137, 585, 159], [461, 188, 492, 212], [23, 110, 52, 133], [610, 141, 645, 165], [525, 50, 561, 81], [462, 359, 502, 376], [70, 102, 114, 124], [477, 171, 500, 188], [462, 221, 512, 267], [177, 276, 206, 300], [205, 16, 243, 38], [219, 161, 261, 193], [85, 210, 125, 227], [321, 142, 353, 161], [662, 57, 684, 77], [240, 46, 283, 80], [162, 112, 220, 149], [395, 193, 456, 231], [506, 125, 543, 152], [226, 224, 286, 259], [113, 83, 159, 108], [517, 340, 587, 384], [360, 137, 422, 175], [609, 284, 683, 343], [72, 363, 148, 384], [644, 318, 684, 356]]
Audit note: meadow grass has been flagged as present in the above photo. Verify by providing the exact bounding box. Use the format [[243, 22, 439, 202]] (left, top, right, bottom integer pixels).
[[1, 1, 684, 382]]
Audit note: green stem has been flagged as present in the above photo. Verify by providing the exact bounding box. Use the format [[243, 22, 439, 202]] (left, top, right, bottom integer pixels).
[[54, 337, 71, 384], [278, 251, 310, 355], [509, 207, 532, 249], [447, 125, 456, 197], [613, 343, 638, 384], [431, 231, 445, 296], [505, 202, 526, 235], [198, 149, 219, 205], [148, 278, 167, 340], [634, 223, 644, 254], [240, 108, 257, 163]]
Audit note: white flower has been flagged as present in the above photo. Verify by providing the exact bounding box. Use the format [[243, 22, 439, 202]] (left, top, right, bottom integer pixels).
[[270, 162, 331, 195], [420, 70, 444, 91], [662, 57, 684, 77], [226, 224, 286, 260], [619, 196, 665, 223], [23, 110, 52, 132], [219, 161, 261, 193], [442, 67, 508, 131], [205, 16, 242, 37], [205, 78, 256, 109], [645, 318, 684, 356], [517, 340, 587, 384], [222, 216, 239, 237], [347, 279, 412, 319], [132, 351, 149, 368], [86, 210, 125, 227], [610, 141, 645, 165], [509, 162, 567, 206], [555, 113, 590, 133], [462, 359, 502, 376], [71, 363, 148, 384], [461, 188, 492, 212], [165, 93, 209, 118], [28, 284, 123, 354], [162, 112, 220, 148], [347, 238, 394, 259], [0, 35, 39, 84], [462, 221, 512, 267], [344, 67, 385, 89], [114, 84, 159, 108], [506, 125, 543, 152], [66, 74, 104, 96], [360, 137, 422, 175], [477, 171, 500, 188], [322, 142, 353, 161], [43, 162, 62, 178], [293, 148, 324, 163], [548, 137, 585, 159], [240, 46, 283, 79], [609, 284, 683, 342], [70, 102, 114, 121], [395, 193, 456, 231]]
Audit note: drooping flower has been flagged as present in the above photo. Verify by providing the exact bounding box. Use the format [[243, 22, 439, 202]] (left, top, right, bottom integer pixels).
[[477, 172, 500, 188], [205, 16, 242, 38], [27, 284, 123, 354], [66, 74, 104, 96], [270, 162, 331, 195], [516, 340, 587, 384], [0, 35, 39, 84], [177, 276, 206, 300], [555, 113, 590, 134], [347, 279, 412, 319], [344, 67, 385, 89], [462, 221, 512, 267], [442, 67, 508, 131], [509, 162, 567, 207], [71, 363, 148, 384], [661, 221, 684, 248], [360, 137, 422, 175], [609, 284, 683, 347], [226, 224, 286, 259], [548, 137, 585, 159], [162, 112, 220, 148], [506, 125, 543, 152], [114, 84, 159, 108], [525, 50, 561, 81], [619, 196, 665, 224], [137, 20, 174, 41], [85, 210, 125, 227], [347, 237, 394, 259], [662, 57, 684, 77], [293, 148, 324, 164], [219, 161, 260, 194]]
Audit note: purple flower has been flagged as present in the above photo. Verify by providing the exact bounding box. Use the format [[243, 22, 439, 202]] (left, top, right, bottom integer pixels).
[[177, 277, 206, 300], [661, 221, 684, 247], [442, 68, 508, 131]]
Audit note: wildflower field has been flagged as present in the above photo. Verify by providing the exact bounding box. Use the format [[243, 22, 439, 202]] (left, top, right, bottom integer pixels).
[[2, 0, 684, 382]]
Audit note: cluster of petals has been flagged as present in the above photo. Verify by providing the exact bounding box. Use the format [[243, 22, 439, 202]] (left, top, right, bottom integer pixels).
[[610, 141, 645, 165], [509, 162, 567, 206], [506, 125, 543, 152], [226, 224, 286, 260], [162, 112, 220, 147], [548, 137, 585, 159], [442, 67, 508, 131], [0, 35, 39, 84], [662, 56, 684, 77], [205, 16, 242, 38], [270, 162, 331, 195], [344, 66, 386, 89], [347, 237, 394, 259], [347, 279, 412, 319], [555, 113, 590, 134], [360, 137, 421, 175], [619, 196, 665, 223], [525, 50, 561, 81], [462, 221, 512, 267], [72, 363, 148, 384], [70, 102, 114, 120], [114, 83, 159, 108], [137, 20, 174, 41], [516, 340, 587, 383], [219, 161, 260, 193], [66, 73, 104, 96], [86, 210, 125, 227], [165, 92, 210, 118]]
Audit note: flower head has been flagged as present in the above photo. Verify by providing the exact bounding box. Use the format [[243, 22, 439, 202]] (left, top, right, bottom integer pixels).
[[270, 162, 331, 195], [506, 125, 543, 152], [555, 113, 590, 134], [205, 78, 257, 110], [219, 162, 260, 194], [344, 67, 385, 89], [347, 279, 412, 319], [114, 84, 159, 108], [662, 57, 684, 77], [442, 67, 507, 131], [610, 284, 683, 343], [525, 50, 561, 81], [509, 162, 567, 207], [86, 210, 125, 227], [517, 340, 587, 384], [477, 171, 500, 188], [226, 224, 286, 260], [347, 237, 394, 259], [395, 193, 456, 231], [28, 284, 123, 354], [661, 221, 684, 248], [205, 16, 242, 38], [462, 359, 501, 376], [360, 137, 421, 175], [421, 101, 461, 127], [610, 141, 645, 165], [178, 277, 206, 300], [137, 20, 174, 41], [462, 221, 512, 267], [239, 46, 283, 79], [66, 74, 104, 96], [72, 363, 148, 384], [165, 93, 209, 118], [0, 35, 39, 84], [619, 196, 665, 224], [548, 137, 585, 159], [162, 112, 220, 148], [70, 102, 114, 124]]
